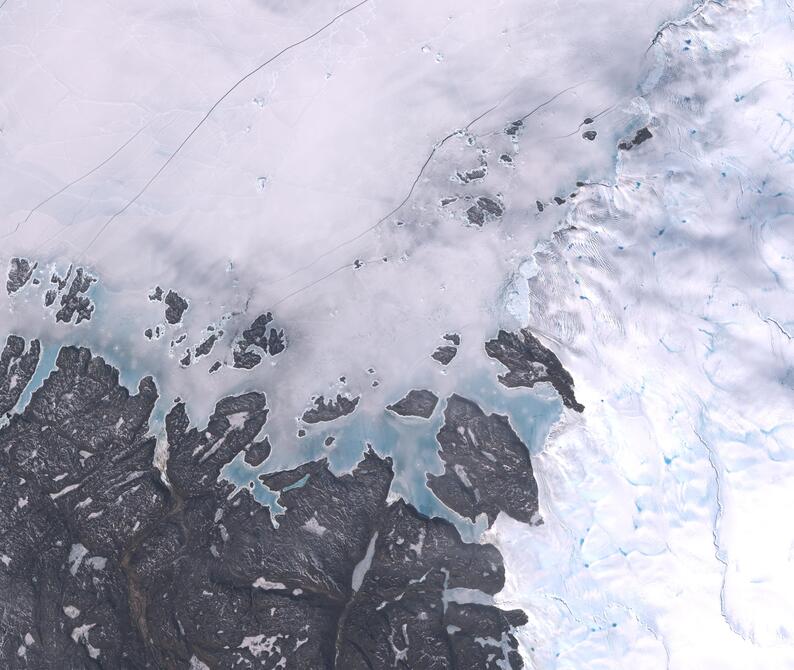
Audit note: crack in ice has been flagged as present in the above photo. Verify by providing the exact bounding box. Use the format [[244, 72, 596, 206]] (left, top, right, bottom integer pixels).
[[80, 0, 372, 256]]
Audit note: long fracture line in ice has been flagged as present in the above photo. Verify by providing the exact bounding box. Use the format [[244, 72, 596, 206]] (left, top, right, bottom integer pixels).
[[270, 256, 386, 308], [271, 81, 585, 289], [266, 102, 502, 288], [2, 124, 151, 241], [80, 0, 371, 256], [265, 83, 586, 308]]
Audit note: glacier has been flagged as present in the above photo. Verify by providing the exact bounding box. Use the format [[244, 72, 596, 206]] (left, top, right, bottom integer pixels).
[[488, 1, 794, 667]]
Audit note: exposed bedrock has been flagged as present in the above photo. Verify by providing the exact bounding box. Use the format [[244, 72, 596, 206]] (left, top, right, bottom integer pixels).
[[428, 394, 541, 527], [163, 290, 189, 325], [0, 335, 40, 414], [386, 389, 439, 419], [232, 312, 287, 370], [302, 393, 360, 424], [485, 328, 584, 412], [6, 257, 37, 295], [0, 342, 528, 669]]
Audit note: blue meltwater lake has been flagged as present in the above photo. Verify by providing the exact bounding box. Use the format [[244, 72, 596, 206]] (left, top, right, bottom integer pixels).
[[221, 370, 561, 540]]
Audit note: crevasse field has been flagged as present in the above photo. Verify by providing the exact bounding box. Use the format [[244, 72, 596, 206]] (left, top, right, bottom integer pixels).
[[1, 0, 793, 668]]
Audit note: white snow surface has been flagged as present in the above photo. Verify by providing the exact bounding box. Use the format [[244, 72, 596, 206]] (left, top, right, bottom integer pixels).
[[486, 1, 794, 667], [2, 0, 793, 667]]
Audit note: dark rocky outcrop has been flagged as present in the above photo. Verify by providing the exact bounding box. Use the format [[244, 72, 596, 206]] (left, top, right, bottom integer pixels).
[[193, 333, 218, 359], [443, 333, 461, 346], [446, 602, 529, 669], [232, 312, 286, 369], [466, 196, 504, 227], [164, 290, 189, 325], [336, 500, 520, 669], [618, 126, 653, 151], [428, 394, 540, 527], [0, 343, 530, 669], [432, 345, 458, 365], [386, 389, 438, 419], [55, 267, 96, 324], [302, 394, 360, 424], [0, 335, 40, 414], [0, 346, 167, 668], [485, 328, 584, 412], [6, 258, 37, 294]]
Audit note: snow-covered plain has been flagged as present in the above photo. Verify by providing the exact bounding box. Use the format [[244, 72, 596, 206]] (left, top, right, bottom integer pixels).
[[489, 1, 794, 667], [2, 0, 794, 667]]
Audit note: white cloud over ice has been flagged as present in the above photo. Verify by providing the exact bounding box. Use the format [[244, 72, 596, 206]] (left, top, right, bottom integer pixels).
[[2, 0, 793, 666]]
